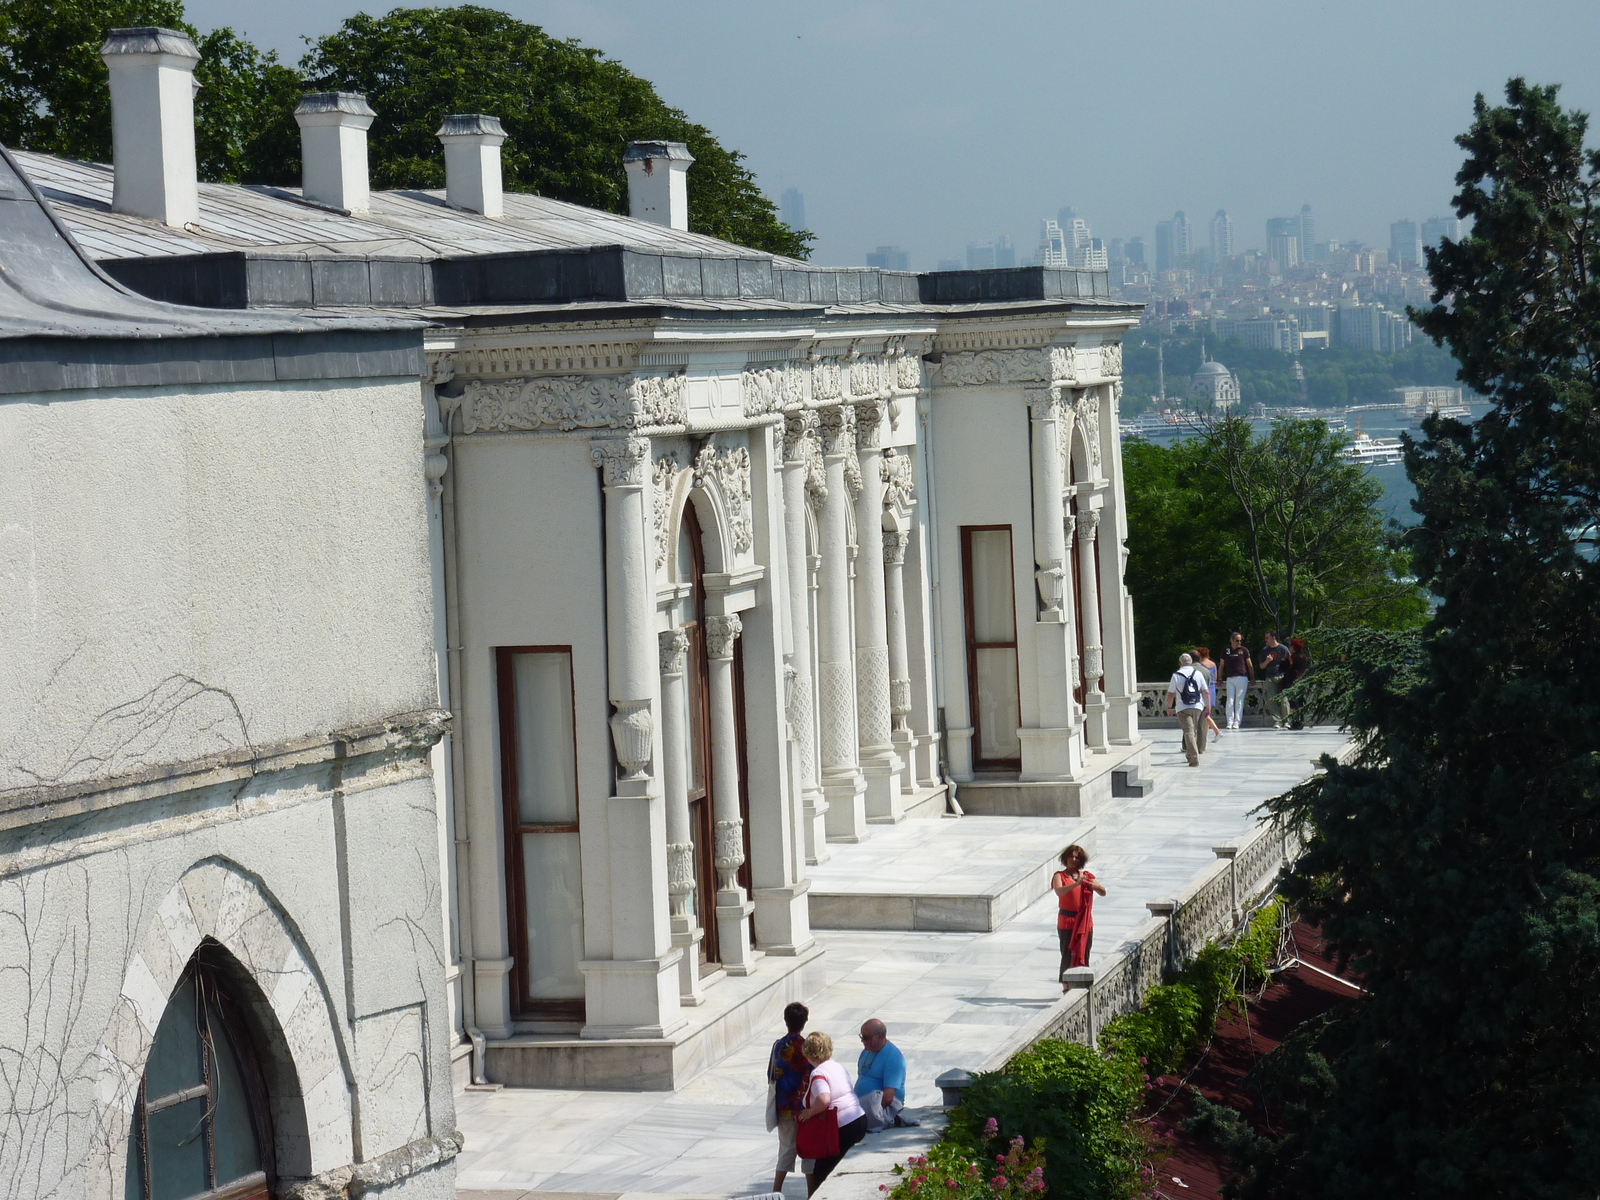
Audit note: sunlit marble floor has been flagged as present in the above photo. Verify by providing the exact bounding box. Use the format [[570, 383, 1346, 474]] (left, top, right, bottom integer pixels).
[[453, 725, 1348, 1199]]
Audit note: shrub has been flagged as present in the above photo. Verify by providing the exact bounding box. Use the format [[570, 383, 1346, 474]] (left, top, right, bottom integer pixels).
[[884, 1135, 1047, 1200]]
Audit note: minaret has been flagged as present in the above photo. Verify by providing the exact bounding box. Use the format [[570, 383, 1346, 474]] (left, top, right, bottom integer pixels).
[[1157, 337, 1166, 404]]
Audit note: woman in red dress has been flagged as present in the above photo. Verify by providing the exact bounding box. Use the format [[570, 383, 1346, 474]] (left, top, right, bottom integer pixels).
[[1052, 843, 1107, 990]]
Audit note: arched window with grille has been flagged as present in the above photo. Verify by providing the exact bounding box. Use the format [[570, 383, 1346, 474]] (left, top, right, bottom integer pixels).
[[126, 946, 272, 1200]]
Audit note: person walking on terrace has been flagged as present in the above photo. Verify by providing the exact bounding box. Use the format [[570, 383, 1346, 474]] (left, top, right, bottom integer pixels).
[[1053, 843, 1106, 989], [767, 1002, 812, 1195], [1220, 632, 1255, 729], [798, 1032, 868, 1195], [857, 1018, 918, 1133], [1195, 646, 1223, 741], [1167, 652, 1209, 765], [1259, 631, 1291, 728]]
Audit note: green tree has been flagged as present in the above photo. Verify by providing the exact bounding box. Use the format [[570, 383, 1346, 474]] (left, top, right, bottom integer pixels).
[[304, 6, 811, 257], [0, 0, 301, 183], [1255, 80, 1600, 1199]]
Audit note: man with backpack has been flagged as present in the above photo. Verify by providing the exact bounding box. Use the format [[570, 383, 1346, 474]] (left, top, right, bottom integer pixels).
[[1166, 652, 1210, 766]]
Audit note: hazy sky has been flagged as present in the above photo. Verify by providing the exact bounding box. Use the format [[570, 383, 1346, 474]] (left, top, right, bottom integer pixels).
[[187, 0, 1600, 268]]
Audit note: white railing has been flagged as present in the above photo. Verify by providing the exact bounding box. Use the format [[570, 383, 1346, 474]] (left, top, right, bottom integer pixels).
[[1136, 679, 1271, 726]]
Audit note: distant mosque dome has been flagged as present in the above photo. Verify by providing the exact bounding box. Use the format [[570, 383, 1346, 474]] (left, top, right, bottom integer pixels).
[[1190, 356, 1240, 406]]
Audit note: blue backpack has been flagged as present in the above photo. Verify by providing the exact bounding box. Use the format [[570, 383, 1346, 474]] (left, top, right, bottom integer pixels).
[[1177, 667, 1203, 705]]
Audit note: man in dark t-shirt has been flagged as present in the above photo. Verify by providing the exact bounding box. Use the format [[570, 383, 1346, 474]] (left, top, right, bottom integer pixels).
[[1260, 631, 1291, 728], [1220, 632, 1254, 729]]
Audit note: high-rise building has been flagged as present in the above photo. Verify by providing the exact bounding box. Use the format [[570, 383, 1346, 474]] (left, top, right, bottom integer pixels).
[[1036, 220, 1068, 267], [994, 234, 1016, 268], [1209, 209, 1234, 261], [1155, 212, 1190, 274], [866, 245, 910, 270], [1108, 237, 1125, 262], [1075, 238, 1108, 270], [1297, 205, 1315, 257], [1390, 220, 1422, 270], [1421, 216, 1462, 250], [1266, 217, 1300, 270], [967, 241, 997, 270], [1125, 236, 1146, 266], [780, 186, 806, 231]]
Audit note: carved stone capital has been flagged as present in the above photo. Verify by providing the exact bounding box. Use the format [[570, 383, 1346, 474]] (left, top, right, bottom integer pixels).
[[1026, 386, 1062, 421], [659, 628, 689, 676], [1077, 508, 1102, 541], [883, 529, 909, 566], [591, 436, 651, 487], [704, 613, 742, 661], [817, 407, 851, 457], [854, 399, 885, 450], [782, 410, 817, 463]]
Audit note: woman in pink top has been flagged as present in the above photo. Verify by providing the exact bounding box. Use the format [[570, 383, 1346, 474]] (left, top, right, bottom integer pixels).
[[798, 1031, 869, 1194]]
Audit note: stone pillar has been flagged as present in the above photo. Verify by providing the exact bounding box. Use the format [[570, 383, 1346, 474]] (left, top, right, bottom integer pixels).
[[1076, 505, 1109, 751], [1096, 383, 1141, 745], [816, 407, 869, 840], [852, 400, 905, 821], [782, 413, 829, 864], [705, 613, 756, 974], [883, 529, 916, 793], [657, 628, 703, 1005], [586, 436, 682, 1039], [1021, 388, 1086, 781]]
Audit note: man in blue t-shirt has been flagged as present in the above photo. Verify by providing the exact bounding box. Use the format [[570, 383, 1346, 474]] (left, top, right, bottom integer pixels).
[[856, 1018, 919, 1132]]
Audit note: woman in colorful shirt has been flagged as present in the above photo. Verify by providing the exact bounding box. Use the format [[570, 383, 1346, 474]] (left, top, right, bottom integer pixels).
[[767, 1001, 812, 1193], [1052, 843, 1107, 989]]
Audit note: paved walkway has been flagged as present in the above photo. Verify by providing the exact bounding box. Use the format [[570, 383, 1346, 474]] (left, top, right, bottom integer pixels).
[[453, 725, 1346, 1198]]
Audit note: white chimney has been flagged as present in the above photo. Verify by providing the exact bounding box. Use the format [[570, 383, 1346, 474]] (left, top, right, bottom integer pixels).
[[623, 141, 694, 231], [435, 114, 507, 218], [294, 93, 376, 213], [99, 28, 200, 228]]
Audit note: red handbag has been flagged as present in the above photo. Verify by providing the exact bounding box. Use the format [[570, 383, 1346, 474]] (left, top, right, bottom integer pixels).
[[796, 1107, 841, 1159]]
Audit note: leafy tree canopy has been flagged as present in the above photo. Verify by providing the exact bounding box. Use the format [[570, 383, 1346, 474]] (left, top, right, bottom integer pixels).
[[0, 2, 810, 256], [1123, 419, 1426, 677], [1254, 79, 1600, 1199]]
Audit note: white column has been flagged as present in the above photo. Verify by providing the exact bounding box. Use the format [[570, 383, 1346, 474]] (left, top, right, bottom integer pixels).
[[1021, 388, 1086, 781], [1076, 505, 1109, 751], [1097, 383, 1142, 745], [657, 628, 704, 1005], [782, 413, 829, 863], [705, 613, 757, 974], [853, 400, 905, 821], [586, 436, 683, 1039], [882, 529, 917, 793], [816, 407, 869, 840]]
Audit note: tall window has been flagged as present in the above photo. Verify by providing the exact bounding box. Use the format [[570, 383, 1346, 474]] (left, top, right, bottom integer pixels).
[[497, 647, 584, 1018], [962, 525, 1022, 769], [126, 952, 269, 1200]]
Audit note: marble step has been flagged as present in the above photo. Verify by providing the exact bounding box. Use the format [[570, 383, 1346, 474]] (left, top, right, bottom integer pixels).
[[806, 815, 1097, 933]]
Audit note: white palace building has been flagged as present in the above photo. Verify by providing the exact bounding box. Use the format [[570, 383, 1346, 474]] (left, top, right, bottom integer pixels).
[[2, 27, 1151, 1198]]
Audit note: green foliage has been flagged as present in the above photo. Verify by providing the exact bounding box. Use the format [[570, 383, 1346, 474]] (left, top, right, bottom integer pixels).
[[1123, 422, 1427, 676], [1253, 79, 1600, 1198], [1120, 328, 1462, 413], [1099, 984, 1200, 1076], [886, 1135, 1047, 1200], [303, 6, 811, 256], [1277, 626, 1426, 745]]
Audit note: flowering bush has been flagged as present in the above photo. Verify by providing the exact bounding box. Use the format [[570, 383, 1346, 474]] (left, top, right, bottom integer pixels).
[[884, 1133, 1048, 1200]]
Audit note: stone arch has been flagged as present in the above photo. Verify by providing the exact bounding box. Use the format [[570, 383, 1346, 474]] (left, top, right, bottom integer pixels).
[[1068, 420, 1093, 486], [88, 858, 353, 1200], [681, 483, 732, 575]]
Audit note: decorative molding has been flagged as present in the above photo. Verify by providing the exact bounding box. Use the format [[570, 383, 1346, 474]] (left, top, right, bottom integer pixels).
[[652, 452, 680, 568], [817, 407, 851, 456], [424, 352, 455, 386], [667, 841, 696, 906], [459, 371, 684, 434], [854, 399, 885, 450], [1052, 346, 1079, 385], [849, 355, 884, 400], [782, 410, 816, 463], [889, 678, 913, 727], [1074, 392, 1103, 470], [714, 818, 745, 889], [609, 700, 653, 780], [692, 440, 753, 555], [812, 358, 843, 401], [843, 443, 863, 500], [743, 361, 805, 417], [1084, 645, 1105, 684], [658, 628, 689, 676], [423, 433, 450, 499], [856, 643, 892, 748], [1026, 385, 1062, 421], [1036, 564, 1067, 620], [591, 437, 651, 487], [451, 341, 641, 379], [704, 613, 742, 661], [880, 449, 915, 513], [1100, 342, 1123, 379], [893, 353, 922, 392], [1077, 508, 1102, 541]]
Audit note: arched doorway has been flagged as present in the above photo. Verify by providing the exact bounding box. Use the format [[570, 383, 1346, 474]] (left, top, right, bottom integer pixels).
[[677, 500, 721, 964], [125, 943, 272, 1200]]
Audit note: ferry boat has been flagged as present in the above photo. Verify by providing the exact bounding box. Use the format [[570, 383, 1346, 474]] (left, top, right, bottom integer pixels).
[[1343, 431, 1406, 465], [1428, 404, 1471, 420]]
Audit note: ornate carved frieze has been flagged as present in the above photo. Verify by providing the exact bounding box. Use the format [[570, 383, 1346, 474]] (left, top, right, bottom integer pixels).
[[693, 440, 753, 555], [659, 627, 689, 676], [880, 449, 915, 512], [812, 358, 843, 402], [893, 353, 922, 393], [1100, 342, 1123, 379], [652, 452, 680, 568], [934, 346, 1080, 388], [458, 371, 685, 434], [451, 340, 640, 379], [743, 361, 805, 417], [704, 613, 743, 661], [849, 356, 883, 400], [591, 437, 651, 487]]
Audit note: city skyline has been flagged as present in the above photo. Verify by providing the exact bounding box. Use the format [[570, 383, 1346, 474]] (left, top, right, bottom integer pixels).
[[189, 0, 1600, 268]]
